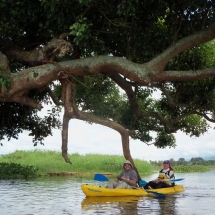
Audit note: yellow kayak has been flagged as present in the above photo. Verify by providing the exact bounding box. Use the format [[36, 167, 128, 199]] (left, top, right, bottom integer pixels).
[[81, 184, 185, 197]]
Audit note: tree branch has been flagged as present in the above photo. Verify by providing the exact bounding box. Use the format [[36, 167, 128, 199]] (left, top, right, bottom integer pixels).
[[149, 19, 215, 70], [46, 86, 63, 106], [8, 96, 43, 110], [2, 56, 215, 109], [73, 109, 141, 180], [0, 38, 72, 66], [194, 111, 215, 123]]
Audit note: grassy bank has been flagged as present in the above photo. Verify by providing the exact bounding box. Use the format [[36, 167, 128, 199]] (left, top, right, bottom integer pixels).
[[174, 165, 215, 172], [0, 150, 154, 176], [1, 150, 214, 180]]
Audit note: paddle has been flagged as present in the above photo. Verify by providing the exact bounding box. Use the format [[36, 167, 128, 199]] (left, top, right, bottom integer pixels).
[[163, 178, 185, 182], [94, 173, 109, 182], [139, 178, 184, 187], [94, 174, 165, 198], [139, 178, 185, 188]]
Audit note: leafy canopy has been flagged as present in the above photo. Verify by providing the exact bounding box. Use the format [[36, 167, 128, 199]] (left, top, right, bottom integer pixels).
[[0, 0, 215, 150]]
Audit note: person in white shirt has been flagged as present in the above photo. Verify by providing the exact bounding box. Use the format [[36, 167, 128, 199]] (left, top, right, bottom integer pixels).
[[144, 160, 175, 189]]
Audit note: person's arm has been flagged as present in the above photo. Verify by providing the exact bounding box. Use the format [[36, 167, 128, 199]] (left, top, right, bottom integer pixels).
[[121, 170, 138, 186], [120, 175, 137, 186], [115, 172, 123, 182], [114, 177, 119, 182]]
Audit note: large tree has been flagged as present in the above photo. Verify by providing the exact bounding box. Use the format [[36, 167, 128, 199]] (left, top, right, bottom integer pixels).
[[1, 0, 215, 176]]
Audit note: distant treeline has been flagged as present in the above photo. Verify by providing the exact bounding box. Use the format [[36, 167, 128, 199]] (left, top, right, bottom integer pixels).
[[150, 157, 215, 166]]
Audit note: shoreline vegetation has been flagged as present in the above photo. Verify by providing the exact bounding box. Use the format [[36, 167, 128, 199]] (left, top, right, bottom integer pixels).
[[0, 150, 215, 180]]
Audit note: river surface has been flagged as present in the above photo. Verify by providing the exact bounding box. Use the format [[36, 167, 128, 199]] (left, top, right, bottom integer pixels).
[[0, 170, 215, 215]]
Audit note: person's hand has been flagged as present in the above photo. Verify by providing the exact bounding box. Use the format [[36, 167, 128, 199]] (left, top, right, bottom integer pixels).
[[121, 176, 128, 181], [158, 178, 164, 182]]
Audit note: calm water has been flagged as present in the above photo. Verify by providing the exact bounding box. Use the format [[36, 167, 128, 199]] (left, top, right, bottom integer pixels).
[[0, 170, 215, 215]]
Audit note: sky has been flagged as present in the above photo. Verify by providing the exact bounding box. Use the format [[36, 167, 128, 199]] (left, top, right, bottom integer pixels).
[[1, 108, 215, 161]]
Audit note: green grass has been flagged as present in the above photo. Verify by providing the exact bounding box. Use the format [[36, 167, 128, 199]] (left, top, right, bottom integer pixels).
[[1, 150, 213, 179], [174, 165, 215, 172], [0, 162, 39, 179], [0, 150, 154, 176]]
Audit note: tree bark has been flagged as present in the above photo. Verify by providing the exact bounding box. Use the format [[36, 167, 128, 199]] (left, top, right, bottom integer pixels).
[[60, 78, 77, 163]]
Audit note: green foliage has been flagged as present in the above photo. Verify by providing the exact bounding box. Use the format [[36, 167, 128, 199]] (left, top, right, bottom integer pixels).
[[174, 165, 213, 173], [1, 151, 214, 176], [70, 17, 93, 45], [0, 150, 153, 175], [0, 101, 61, 146], [0, 73, 10, 87], [167, 41, 215, 71], [76, 75, 121, 118], [1, 0, 215, 150], [150, 157, 215, 172], [0, 69, 10, 88], [179, 115, 209, 137], [0, 162, 39, 179], [154, 132, 176, 149]]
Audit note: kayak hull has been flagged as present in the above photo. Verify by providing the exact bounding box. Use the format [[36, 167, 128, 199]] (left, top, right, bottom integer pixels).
[[81, 184, 185, 197]]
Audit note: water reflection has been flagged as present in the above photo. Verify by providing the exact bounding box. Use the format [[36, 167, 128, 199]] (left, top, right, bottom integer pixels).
[[82, 196, 141, 214], [81, 194, 181, 215], [157, 196, 178, 215]]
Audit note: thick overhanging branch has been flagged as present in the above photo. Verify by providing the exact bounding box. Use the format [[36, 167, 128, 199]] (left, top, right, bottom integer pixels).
[[149, 19, 215, 70], [2, 55, 215, 110], [9, 96, 43, 110], [0, 38, 72, 66], [5, 57, 215, 95], [154, 67, 215, 82], [32, 56, 215, 83]]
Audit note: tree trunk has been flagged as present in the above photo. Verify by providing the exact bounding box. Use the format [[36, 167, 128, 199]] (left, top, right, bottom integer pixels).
[[60, 78, 77, 164], [120, 132, 142, 181]]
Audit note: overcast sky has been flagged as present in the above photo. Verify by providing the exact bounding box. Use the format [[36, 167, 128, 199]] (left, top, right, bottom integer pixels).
[[1, 110, 215, 161]]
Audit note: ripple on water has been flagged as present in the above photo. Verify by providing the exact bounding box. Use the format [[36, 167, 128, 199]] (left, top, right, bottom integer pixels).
[[1, 172, 215, 215], [0, 178, 83, 215]]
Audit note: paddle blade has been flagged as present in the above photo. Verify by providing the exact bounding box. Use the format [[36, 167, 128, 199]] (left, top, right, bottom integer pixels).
[[94, 174, 109, 182], [163, 178, 185, 182], [146, 190, 165, 198], [171, 178, 184, 182], [139, 180, 147, 187]]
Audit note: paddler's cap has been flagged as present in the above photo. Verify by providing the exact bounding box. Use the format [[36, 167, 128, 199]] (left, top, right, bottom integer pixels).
[[123, 160, 133, 168], [163, 160, 170, 164], [163, 160, 173, 170]]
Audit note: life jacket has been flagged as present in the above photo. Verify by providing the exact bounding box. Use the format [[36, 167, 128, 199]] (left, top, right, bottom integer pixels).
[[158, 169, 172, 184]]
